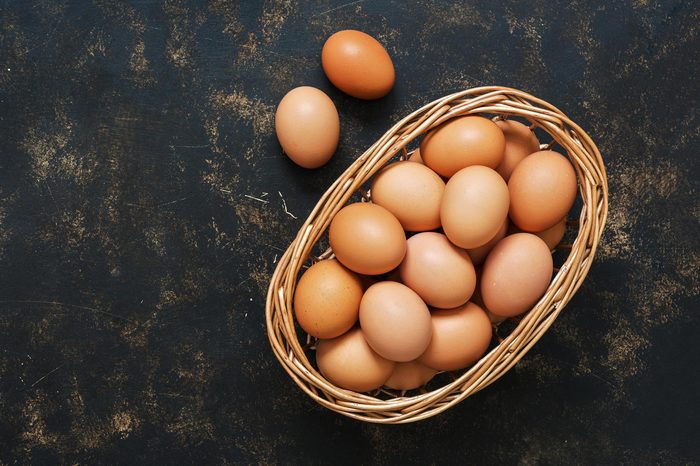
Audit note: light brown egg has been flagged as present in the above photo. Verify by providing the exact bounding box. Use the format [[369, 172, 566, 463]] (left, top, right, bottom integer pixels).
[[329, 203, 406, 275], [359, 281, 432, 362], [399, 232, 476, 309], [466, 218, 508, 265], [407, 148, 423, 164], [509, 216, 568, 250], [418, 302, 492, 372], [508, 150, 578, 232], [495, 119, 540, 181], [275, 86, 339, 168], [481, 233, 553, 317], [384, 361, 438, 391], [321, 30, 395, 100], [316, 327, 395, 392], [535, 217, 567, 250], [371, 161, 445, 232], [420, 116, 506, 178], [441, 166, 510, 249], [294, 259, 363, 339]]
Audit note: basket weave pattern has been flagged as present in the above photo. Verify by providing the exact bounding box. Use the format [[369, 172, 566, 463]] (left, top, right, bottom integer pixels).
[[265, 86, 608, 424]]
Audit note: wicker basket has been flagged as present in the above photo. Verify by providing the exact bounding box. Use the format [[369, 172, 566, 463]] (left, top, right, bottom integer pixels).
[[265, 86, 608, 424]]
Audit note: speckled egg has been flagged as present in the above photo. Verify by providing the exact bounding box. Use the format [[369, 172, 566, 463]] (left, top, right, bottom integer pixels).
[[294, 259, 363, 339]]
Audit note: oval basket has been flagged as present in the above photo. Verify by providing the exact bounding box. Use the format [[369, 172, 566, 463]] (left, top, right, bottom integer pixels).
[[265, 86, 608, 424]]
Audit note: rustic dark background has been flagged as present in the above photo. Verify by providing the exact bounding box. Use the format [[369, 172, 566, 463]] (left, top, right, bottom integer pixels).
[[1, 0, 698, 464]]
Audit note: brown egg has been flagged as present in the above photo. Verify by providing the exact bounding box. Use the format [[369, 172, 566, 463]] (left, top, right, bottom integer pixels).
[[536, 217, 567, 250], [466, 218, 508, 265], [407, 148, 423, 164], [359, 282, 432, 362], [321, 30, 395, 100], [508, 150, 578, 232], [420, 116, 506, 178], [441, 166, 510, 249], [316, 327, 395, 392], [275, 86, 339, 168], [371, 161, 445, 232], [481, 233, 553, 317], [494, 119, 540, 181], [384, 361, 437, 391], [399, 232, 476, 309], [294, 259, 363, 339], [418, 302, 492, 372], [329, 203, 406, 275], [509, 216, 568, 250]]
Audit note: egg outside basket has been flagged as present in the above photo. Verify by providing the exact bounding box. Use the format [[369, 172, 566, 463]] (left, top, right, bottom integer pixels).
[[265, 86, 608, 424]]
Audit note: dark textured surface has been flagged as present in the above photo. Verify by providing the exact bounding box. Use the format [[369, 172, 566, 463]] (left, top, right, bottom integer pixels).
[[1, 0, 699, 464]]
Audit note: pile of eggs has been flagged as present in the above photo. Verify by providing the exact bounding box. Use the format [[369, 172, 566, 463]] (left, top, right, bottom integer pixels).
[[273, 29, 578, 392], [295, 116, 578, 393]]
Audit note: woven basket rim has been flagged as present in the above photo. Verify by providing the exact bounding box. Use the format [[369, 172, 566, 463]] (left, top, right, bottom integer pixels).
[[265, 86, 608, 424]]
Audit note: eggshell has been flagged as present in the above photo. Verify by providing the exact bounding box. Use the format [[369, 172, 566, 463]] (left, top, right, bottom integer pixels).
[[536, 217, 567, 250], [420, 116, 506, 178], [399, 232, 476, 309], [509, 217, 567, 251], [316, 327, 395, 392], [321, 30, 395, 100], [466, 217, 508, 265], [418, 302, 493, 372], [359, 282, 432, 362], [508, 150, 577, 232], [384, 361, 437, 391], [441, 166, 510, 249], [481, 233, 554, 317], [329, 203, 406, 275], [494, 119, 540, 181], [371, 161, 445, 232], [294, 259, 363, 339], [275, 86, 339, 168]]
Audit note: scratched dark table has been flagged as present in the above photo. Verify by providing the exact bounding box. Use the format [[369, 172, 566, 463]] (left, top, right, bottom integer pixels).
[[1, 0, 699, 464]]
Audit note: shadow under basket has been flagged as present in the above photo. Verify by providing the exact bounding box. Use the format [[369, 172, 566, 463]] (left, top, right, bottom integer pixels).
[[265, 86, 609, 424]]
